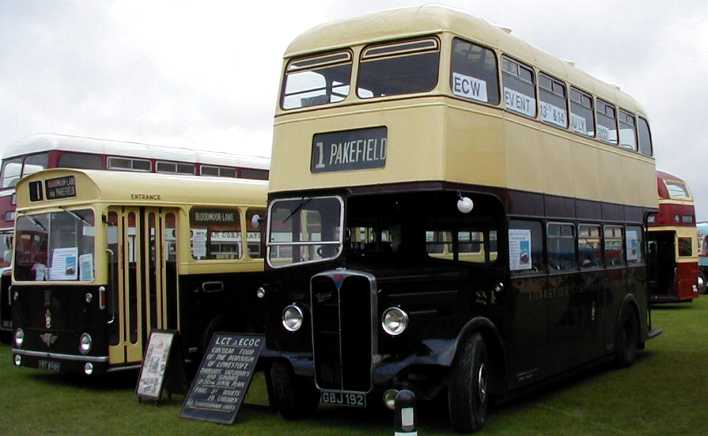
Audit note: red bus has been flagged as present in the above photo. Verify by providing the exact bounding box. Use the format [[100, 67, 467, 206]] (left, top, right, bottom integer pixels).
[[0, 133, 269, 334], [647, 170, 699, 303]]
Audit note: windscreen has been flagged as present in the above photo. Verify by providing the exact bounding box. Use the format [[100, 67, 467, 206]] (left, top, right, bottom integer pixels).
[[267, 196, 342, 267], [14, 209, 95, 281]]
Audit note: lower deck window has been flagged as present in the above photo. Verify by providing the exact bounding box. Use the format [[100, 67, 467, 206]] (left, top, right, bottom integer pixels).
[[547, 223, 576, 271], [604, 225, 625, 266], [509, 220, 544, 273], [578, 224, 602, 268], [190, 208, 241, 260], [679, 237, 693, 257]]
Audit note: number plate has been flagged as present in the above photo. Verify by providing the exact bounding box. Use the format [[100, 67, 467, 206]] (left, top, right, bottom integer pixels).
[[37, 359, 61, 372], [320, 391, 367, 408]]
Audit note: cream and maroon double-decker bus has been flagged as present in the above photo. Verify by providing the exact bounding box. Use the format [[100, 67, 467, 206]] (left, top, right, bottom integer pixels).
[[647, 171, 700, 302], [260, 6, 661, 432]]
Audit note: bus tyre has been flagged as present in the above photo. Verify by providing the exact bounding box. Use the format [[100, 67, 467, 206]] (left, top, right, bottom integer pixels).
[[269, 360, 319, 419], [615, 307, 639, 368], [448, 332, 489, 433]]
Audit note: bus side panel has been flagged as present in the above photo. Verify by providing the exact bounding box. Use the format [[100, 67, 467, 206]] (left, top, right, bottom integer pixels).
[[178, 271, 266, 355], [508, 275, 548, 386]]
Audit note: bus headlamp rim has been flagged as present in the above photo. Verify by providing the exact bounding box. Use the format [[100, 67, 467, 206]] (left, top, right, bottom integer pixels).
[[79, 333, 92, 354], [382, 307, 409, 336], [14, 328, 24, 348], [282, 304, 304, 332]]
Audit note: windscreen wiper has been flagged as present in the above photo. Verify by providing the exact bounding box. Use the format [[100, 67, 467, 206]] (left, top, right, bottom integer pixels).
[[284, 197, 312, 223], [27, 215, 47, 232], [60, 207, 92, 226]]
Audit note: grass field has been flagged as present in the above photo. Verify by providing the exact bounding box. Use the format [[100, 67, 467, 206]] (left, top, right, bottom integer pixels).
[[1, 299, 708, 436]]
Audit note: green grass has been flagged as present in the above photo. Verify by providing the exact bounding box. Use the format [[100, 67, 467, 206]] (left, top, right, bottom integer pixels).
[[2, 299, 708, 435]]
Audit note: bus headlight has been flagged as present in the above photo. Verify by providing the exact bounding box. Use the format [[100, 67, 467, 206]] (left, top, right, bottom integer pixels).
[[14, 328, 24, 348], [256, 287, 266, 299], [79, 333, 92, 354], [282, 304, 304, 332], [382, 307, 408, 336], [698, 276, 704, 288]]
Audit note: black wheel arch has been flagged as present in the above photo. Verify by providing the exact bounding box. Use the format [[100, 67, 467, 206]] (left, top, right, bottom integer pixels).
[[453, 316, 508, 396]]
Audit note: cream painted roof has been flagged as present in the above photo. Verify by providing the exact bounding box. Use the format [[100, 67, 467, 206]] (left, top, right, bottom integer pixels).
[[16, 168, 267, 210], [284, 5, 648, 117]]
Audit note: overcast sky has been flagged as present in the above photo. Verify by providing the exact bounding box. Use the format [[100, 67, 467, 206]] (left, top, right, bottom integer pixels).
[[1, 1, 707, 216]]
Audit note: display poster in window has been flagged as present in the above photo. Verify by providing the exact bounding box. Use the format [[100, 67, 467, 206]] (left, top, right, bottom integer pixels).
[[540, 101, 567, 127], [626, 229, 640, 261], [597, 124, 611, 141], [192, 229, 207, 259], [504, 87, 536, 117], [508, 229, 532, 271], [571, 113, 588, 134], [79, 253, 94, 281], [452, 72, 488, 102], [50, 247, 78, 280]]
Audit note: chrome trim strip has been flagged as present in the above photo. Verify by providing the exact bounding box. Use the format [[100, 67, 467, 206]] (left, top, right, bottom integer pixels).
[[12, 349, 109, 363], [106, 364, 141, 373]]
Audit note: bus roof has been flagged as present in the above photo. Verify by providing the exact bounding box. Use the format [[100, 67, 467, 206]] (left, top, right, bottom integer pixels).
[[3, 133, 270, 170], [16, 168, 267, 210], [284, 5, 647, 116], [656, 169, 686, 184]]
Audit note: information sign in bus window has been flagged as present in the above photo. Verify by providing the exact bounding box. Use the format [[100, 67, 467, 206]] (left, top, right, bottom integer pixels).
[[45, 176, 76, 200], [450, 39, 499, 104], [539, 73, 567, 128], [596, 99, 618, 144], [569, 88, 595, 137], [502, 56, 536, 117], [618, 110, 637, 151]]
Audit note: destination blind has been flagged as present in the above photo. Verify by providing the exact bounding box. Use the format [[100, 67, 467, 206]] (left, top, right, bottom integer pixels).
[[311, 127, 387, 173]]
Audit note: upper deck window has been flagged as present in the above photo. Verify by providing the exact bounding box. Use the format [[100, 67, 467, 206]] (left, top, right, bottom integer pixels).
[[539, 73, 568, 128], [157, 161, 195, 175], [357, 38, 440, 99], [1, 157, 23, 189], [569, 87, 595, 137], [618, 110, 637, 151], [450, 38, 499, 105], [596, 99, 618, 144], [58, 152, 102, 170], [638, 117, 653, 157], [201, 165, 236, 178], [22, 153, 49, 178], [108, 156, 151, 172], [502, 56, 537, 118], [665, 180, 690, 200], [282, 51, 352, 110]]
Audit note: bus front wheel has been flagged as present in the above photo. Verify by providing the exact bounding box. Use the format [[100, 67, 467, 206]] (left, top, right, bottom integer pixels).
[[268, 360, 319, 419], [448, 332, 489, 433], [615, 307, 639, 368]]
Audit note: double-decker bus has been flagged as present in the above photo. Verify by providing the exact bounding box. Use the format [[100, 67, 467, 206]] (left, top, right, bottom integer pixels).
[[647, 171, 700, 302], [0, 133, 269, 335], [260, 6, 661, 432], [697, 221, 708, 291], [10, 169, 267, 375]]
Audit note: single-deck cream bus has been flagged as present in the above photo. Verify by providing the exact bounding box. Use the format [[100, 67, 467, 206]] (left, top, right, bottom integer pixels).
[[647, 171, 700, 302], [10, 169, 267, 375], [261, 6, 661, 432], [0, 133, 270, 336]]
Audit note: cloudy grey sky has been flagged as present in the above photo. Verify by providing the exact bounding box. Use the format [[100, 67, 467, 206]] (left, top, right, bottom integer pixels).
[[1, 1, 707, 215]]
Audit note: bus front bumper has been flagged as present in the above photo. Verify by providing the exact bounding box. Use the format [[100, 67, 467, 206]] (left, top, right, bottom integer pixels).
[[11, 348, 109, 375]]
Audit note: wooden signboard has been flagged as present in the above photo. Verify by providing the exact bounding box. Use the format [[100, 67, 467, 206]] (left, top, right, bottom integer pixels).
[[136, 330, 187, 403], [180, 333, 265, 424]]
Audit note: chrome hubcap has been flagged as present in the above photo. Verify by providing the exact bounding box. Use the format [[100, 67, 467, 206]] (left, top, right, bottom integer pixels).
[[477, 363, 487, 402]]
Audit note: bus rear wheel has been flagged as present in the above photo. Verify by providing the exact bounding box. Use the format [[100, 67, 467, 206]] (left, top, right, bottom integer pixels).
[[448, 332, 489, 433], [268, 360, 319, 419], [615, 307, 639, 368]]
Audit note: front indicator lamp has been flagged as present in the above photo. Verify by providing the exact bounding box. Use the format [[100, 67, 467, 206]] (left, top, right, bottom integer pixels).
[[282, 304, 304, 332], [14, 354, 21, 366], [382, 307, 409, 336], [84, 362, 94, 375]]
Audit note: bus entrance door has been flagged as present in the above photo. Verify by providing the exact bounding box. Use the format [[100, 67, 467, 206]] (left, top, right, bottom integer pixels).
[[107, 207, 179, 367], [648, 231, 676, 297]]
